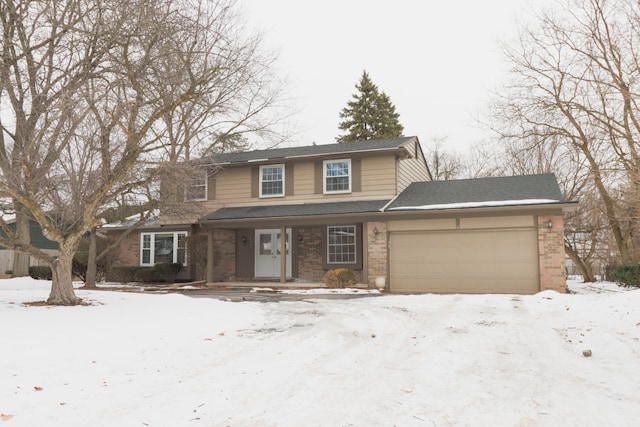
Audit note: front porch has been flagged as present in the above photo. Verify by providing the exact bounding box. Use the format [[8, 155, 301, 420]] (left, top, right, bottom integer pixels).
[[199, 220, 388, 289]]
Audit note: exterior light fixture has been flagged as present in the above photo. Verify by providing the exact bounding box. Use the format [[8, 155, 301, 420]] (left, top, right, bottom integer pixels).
[[241, 236, 248, 244], [373, 227, 379, 235], [547, 220, 553, 229]]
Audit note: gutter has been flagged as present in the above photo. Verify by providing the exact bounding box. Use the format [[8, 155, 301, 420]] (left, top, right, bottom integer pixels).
[[212, 144, 414, 166]]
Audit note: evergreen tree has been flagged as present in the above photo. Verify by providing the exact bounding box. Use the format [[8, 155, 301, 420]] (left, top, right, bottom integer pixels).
[[337, 71, 404, 142]]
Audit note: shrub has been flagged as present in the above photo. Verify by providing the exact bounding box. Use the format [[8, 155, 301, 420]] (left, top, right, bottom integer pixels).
[[610, 263, 640, 288], [29, 266, 52, 280], [110, 266, 138, 283], [153, 263, 183, 282], [109, 263, 183, 284], [324, 268, 358, 288]]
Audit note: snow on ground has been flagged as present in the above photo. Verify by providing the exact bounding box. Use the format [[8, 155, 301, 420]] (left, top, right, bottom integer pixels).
[[1, 278, 639, 426]]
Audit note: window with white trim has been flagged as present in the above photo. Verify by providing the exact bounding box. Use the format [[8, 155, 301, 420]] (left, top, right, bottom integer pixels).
[[260, 164, 284, 197], [327, 225, 356, 264], [140, 232, 187, 266], [324, 159, 351, 193], [185, 171, 208, 201]]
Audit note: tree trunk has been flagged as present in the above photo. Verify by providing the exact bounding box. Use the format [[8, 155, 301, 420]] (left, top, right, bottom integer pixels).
[[12, 202, 31, 277], [48, 245, 81, 306], [83, 227, 98, 289], [565, 245, 596, 283]]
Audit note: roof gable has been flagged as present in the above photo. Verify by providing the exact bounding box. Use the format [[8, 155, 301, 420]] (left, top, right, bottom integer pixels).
[[204, 136, 417, 165], [388, 174, 569, 211]]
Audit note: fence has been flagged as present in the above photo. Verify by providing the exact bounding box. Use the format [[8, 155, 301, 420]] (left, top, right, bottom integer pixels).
[[0, 250, 59, 274]]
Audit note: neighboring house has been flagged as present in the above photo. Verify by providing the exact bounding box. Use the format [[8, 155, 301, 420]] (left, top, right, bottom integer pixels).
[[0, 219, 59, 273], [108, 136, 576, 293]]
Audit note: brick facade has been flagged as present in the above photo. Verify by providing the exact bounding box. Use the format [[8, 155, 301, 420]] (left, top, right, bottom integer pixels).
[[107, 227, 235, 282], [537, 214, 566, 293], [109, 214, 567, 293], [295, 226, 366, 284], [366, 221, 388, 289], [212, 229, 236, 281], [296, 227, 324, 282], [112, 231, 140, 267]]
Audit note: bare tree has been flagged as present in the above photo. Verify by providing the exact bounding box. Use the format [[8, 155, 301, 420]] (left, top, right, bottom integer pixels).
[[0, 0, 285, 304], [491, 0, 640, 268], [424, 137, 463, 181]]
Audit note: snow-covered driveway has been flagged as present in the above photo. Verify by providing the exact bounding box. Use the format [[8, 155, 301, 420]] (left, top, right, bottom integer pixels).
[[1, 279, 639, 426]]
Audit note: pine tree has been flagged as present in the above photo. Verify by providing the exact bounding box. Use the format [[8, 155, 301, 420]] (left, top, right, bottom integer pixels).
[[336, 71, 404, 142]]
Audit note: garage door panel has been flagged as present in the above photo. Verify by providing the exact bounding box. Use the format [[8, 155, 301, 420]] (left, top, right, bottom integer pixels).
[[390, 229, 539, 294]]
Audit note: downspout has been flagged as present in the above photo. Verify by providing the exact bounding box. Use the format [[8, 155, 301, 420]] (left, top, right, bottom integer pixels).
[[380, 194, 401, 212]]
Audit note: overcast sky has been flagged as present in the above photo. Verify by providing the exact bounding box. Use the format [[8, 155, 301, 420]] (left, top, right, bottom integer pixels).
[[239, 0, 550, 151]]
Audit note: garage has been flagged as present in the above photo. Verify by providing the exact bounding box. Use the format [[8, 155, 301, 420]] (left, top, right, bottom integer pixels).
[[388, 217, 539, 294]]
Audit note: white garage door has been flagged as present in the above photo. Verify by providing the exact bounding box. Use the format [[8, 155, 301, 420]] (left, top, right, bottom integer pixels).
[[389, 229, 539, 294]]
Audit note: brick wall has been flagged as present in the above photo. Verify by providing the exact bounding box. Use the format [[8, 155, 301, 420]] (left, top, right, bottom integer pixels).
[[296, 227, 324, 282], [366, 221, 388, 289], [106, 228, 233, 282], [212, 229, 236, 281], [112, 231, 139, 267], [538, 214, 566, 293]]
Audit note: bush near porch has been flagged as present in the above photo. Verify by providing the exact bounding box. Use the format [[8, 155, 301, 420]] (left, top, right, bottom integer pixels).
[[110, 263, 184, 283], [324, 268, 358, 288]]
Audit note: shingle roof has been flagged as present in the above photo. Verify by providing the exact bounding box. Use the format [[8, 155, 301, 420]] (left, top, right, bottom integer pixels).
[[101, 210, 160, 229], [200, 200, 390, 222], [202, 136, 416, 165], [388, 174, 569, 211]]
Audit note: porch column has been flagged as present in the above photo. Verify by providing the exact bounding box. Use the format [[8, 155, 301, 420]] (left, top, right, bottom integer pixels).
[[206, 228, 214, 283], [280, 225, 286, 284]]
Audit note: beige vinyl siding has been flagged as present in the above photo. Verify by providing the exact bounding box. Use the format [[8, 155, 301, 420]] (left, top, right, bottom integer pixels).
[[192, 154, 399, 210], [460, 216, 534, 229], [388, 218, 456, 232], [293, 161, 315, 195], [360, 156, 397, 195], [397, 140, 430, 192], [212, 167, 253, 204]]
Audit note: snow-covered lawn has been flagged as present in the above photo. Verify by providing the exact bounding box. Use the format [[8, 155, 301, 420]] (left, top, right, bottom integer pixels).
[[1, 278, 639, 426]]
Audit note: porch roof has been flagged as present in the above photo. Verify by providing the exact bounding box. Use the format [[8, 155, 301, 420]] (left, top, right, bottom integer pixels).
[[199, 200, 389, 222]]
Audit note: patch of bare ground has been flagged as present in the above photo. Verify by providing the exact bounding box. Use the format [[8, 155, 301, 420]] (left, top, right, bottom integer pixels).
[[22, 299, 96, 307]]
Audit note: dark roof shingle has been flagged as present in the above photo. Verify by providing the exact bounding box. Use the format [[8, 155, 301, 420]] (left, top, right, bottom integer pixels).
[[388, 174, 568, 211], [200, 200, 389, 221], [203, 137, 416, 165]]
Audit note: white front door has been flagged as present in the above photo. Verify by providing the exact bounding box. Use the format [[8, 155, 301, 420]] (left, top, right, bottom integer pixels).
[[255, 229, 292, 278]]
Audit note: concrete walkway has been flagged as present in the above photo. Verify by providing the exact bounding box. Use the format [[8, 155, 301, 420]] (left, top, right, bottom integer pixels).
[[177, 287, 382, 303]]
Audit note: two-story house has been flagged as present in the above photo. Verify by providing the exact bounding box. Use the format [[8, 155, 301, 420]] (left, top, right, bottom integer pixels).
[[108, 136, 576, 293]]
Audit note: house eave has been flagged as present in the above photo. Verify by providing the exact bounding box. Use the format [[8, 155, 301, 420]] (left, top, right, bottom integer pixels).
[[197, 201, 578, 229], [212, 147, 410, 168], [383, 201, 578, 218], [198, 211, 388, 229]]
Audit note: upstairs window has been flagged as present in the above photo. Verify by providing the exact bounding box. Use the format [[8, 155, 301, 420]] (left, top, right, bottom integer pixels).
[[185, 171, 208, 201], [324, 159, 351, 194], [260, 164, 284, 197]]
